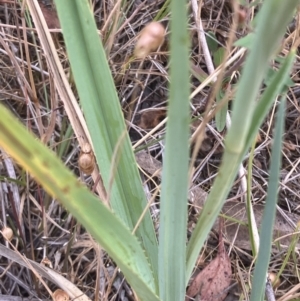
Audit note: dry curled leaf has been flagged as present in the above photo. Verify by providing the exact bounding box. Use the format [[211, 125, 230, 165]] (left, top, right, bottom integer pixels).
[[186, 219, 232, 301], [134, 22, 165, 58]]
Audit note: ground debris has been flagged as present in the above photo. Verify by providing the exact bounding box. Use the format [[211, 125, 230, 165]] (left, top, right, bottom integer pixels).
[[186, 218, 232, 301]]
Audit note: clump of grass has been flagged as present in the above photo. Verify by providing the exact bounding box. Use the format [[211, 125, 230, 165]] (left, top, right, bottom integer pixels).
[[0, 1, 300, 301]]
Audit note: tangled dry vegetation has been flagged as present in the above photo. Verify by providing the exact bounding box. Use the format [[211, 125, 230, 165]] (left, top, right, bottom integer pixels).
[[0, 0, 300, 300]]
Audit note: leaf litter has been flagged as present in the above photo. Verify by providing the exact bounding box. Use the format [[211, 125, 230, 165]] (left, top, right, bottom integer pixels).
[[186, 218, 232, 301]]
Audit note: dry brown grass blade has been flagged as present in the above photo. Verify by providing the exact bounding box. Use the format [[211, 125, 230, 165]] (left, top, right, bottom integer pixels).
[[0, 32, 35, 101], [277, 282, 300, 301], [0, 243, 91, 301], [26, 0, 107, 203]]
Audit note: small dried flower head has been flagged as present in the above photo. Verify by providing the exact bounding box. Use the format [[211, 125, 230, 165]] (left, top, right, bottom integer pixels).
[[134, 22, 165, 59], [2, 227, 13, 241], [78, 143, 95, 175], [53, 289, 69, 301]]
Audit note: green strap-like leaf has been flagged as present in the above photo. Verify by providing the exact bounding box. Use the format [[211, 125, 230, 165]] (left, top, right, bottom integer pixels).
[[53, 0, 159, 287], [250, 98, 286, 301], [158, 0, 190, 300], [0, 105, 160, 301]]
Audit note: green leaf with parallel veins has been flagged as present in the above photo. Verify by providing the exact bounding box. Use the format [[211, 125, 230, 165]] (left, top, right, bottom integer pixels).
[[0, 105, 161, 301]]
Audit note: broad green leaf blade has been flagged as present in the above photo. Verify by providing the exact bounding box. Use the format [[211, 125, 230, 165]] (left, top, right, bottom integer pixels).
[[53, 0, 158, 286], [0, 105, 160, 301], [250, 99, 285, 301], [186, 0, 298, 282], [158, 0, 190, 300]]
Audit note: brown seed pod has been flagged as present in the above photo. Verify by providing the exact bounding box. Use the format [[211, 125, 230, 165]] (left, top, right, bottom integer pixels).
[[268, 272, 281, 289], [78, 143, 95, 175], [52, 289, 69, 301], [2, 227, 13, 241], [134, 22, 165, 59]]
